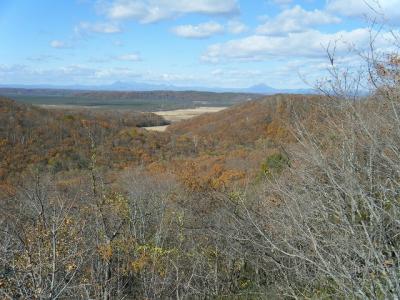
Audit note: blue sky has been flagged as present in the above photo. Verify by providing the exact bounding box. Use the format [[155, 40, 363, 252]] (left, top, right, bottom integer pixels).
[[0, 0, 399, 89]]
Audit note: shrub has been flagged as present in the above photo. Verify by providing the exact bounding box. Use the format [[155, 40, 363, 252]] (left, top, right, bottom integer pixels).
[[260, 152, 289, 177]]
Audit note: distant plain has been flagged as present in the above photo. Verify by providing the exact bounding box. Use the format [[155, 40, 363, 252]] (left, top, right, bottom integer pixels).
[[0, 88, 259, 111]]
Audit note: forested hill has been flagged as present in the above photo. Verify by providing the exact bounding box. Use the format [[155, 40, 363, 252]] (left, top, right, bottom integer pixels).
[[74, 90, 257, 102], [0, 97, 169, 181]]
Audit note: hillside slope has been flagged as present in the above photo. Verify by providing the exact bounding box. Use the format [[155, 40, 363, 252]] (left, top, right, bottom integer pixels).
[[0, 97, 169, 181], [168, 94, 327, 149]]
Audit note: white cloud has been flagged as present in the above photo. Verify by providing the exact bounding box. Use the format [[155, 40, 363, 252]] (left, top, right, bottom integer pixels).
[[76, 22, 122, 34], [50, 40, 72, 49], [86, 53, 142, 63], [0, 64, 142, 85], [172, 20, 247, 38], [116, 53, 142, 61], [0, 64, 30, 75], [327, 0, 400, 22], [101, 0, 239, 23], [227, 20, 248, 34], [257, 5, 341, 35], [211, 68, 262, 77], [27, 54, 60, 62], [271, 0, 293, 4], [93, 67, 141, 79], [201, 28, 376, 63], [172, 21, 224, 39]]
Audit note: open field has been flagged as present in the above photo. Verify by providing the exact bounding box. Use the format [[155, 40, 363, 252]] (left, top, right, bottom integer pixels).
[[144, 125, 170, 132], [144, 106, 226, 131], [154, 106, 227, 122]]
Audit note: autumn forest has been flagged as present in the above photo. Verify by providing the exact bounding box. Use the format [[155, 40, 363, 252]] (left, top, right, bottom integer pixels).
[[1, 2, 400, 298]]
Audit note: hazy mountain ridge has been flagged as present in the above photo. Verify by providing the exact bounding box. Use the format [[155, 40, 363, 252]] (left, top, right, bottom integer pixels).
[[0, 81, 314, 94]]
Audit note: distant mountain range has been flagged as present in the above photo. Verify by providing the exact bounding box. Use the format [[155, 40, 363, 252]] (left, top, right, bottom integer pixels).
[[0, 81, 314, 95]]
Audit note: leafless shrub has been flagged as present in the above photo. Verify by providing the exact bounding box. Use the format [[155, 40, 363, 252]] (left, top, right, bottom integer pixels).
[[226, 17, 400, 299]]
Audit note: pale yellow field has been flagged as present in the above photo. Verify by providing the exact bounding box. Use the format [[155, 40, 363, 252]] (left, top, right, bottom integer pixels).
[[145, 125, 170, 132], [144, 107, 226, 132]]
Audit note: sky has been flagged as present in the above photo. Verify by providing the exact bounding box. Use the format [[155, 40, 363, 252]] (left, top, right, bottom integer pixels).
[[0, 0, 399, 89]]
